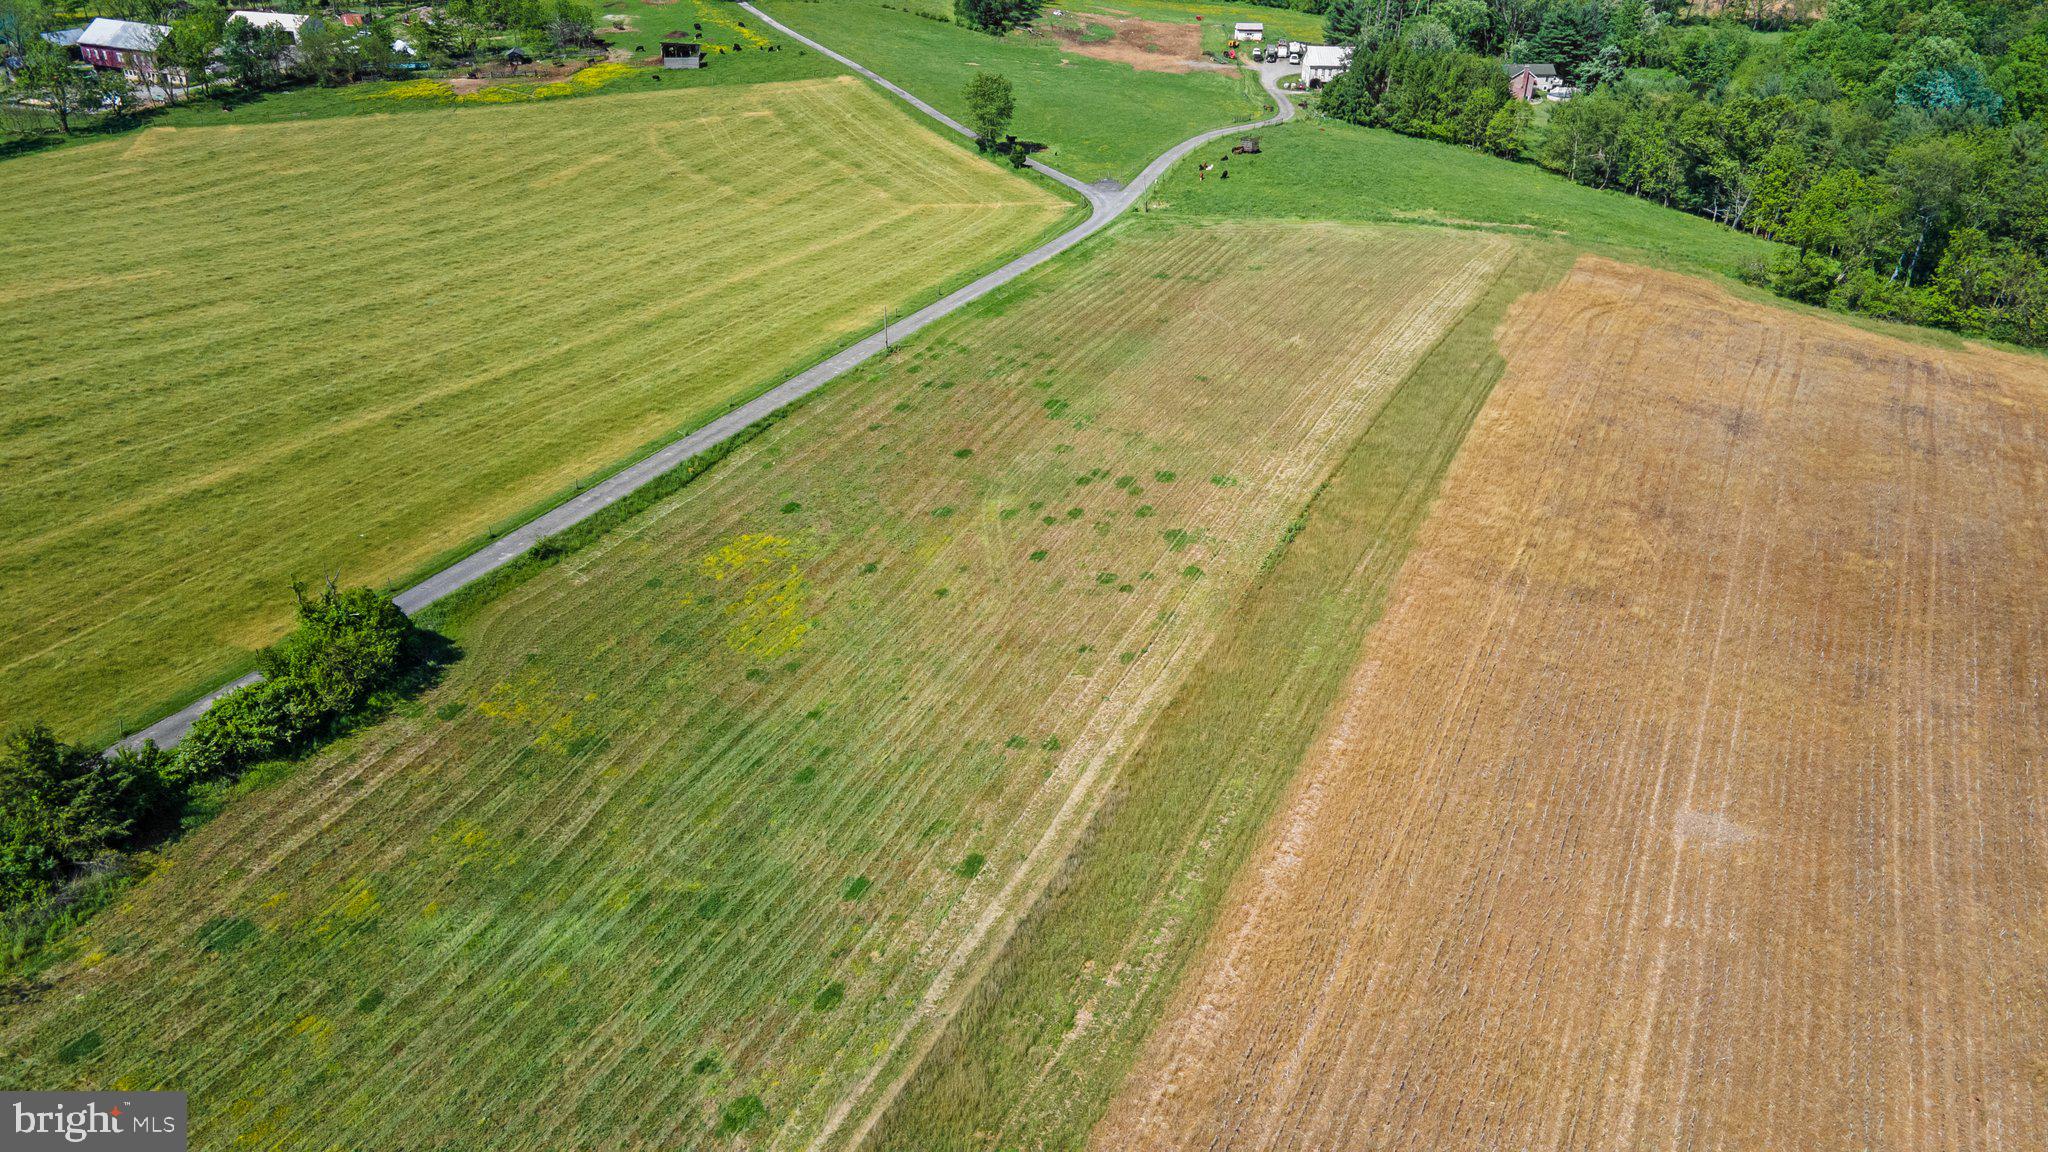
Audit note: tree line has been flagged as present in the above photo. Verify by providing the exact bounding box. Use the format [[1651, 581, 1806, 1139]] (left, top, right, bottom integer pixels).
[[2, 585, 423, 964], [1315, 0, 2048, 348], [2, 0, 602, 136]]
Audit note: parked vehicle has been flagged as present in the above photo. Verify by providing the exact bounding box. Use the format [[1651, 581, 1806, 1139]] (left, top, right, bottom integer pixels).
[[1287, 42, 1303, 64]]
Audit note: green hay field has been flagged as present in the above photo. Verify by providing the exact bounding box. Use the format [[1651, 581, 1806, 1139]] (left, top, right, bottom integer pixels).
[[0, 219, 1511, 1149], [755, 0, 1272, 183], [0, 75, 1071, 744]]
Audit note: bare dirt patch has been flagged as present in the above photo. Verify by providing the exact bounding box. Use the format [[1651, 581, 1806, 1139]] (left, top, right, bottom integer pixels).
[[1096, 257, 2048, 1151], [443, 61, 589, 93], [1040, 14, 1202, 72]]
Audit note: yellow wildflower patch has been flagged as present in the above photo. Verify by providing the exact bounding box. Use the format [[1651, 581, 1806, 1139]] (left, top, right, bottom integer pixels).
[[697, 533, 814, 660], [355, 62, 641, 107]]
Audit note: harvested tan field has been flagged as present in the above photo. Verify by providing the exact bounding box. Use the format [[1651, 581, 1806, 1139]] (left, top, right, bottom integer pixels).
[[1097, 257, 2048, 1151]]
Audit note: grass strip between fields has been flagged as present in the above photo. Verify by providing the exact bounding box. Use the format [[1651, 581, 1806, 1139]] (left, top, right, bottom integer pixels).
[[865, 239, 1576, 1151]]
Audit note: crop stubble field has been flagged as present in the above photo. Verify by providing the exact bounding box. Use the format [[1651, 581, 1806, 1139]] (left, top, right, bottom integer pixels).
[[1100, 258, 2048, 1151], [0, 75, 1070, 743], [0, 222, 1510, 1148]]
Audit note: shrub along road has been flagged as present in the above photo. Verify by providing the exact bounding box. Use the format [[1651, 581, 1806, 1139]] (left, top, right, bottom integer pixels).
[[120, 43, 1296, 754]]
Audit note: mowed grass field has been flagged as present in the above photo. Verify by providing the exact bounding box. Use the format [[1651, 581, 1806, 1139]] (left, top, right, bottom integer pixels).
[[755, 0, 1271, 183], [1100, 259, 2048, 1150], [0, 75, 1071, 743], [0, 220, 1511, 1149]]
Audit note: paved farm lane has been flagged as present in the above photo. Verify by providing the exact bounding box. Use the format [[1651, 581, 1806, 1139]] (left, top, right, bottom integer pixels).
[[122, 48, 1294, 754]]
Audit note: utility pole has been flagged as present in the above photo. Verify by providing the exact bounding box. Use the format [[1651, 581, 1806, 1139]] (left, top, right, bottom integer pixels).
[[883, 309, 892, 352]]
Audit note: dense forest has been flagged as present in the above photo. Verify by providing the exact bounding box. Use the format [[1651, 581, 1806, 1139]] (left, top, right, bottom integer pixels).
[[1304, 1, 2048, 348]]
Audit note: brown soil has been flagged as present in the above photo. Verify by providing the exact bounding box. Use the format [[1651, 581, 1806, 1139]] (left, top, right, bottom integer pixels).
[[444, 61, 588, 93], [1095, 257, 2048, 1151], [1041, 15, 1202, 72]]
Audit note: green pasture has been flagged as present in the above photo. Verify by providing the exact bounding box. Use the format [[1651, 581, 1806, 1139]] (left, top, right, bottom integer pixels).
[[0, 76, 1070, 744], [1150, 113, 1781, 276], [755, 0, 1273, 182]]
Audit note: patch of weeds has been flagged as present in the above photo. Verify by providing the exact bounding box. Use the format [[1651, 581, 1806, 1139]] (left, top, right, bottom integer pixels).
[[861, 562, 879, 574], [1000, 508, 1019, 521], [953, 448, 974, 458], [933, 507, 955, 518], [1155, 470, 1176, 483], [1114, 475, 1134, 489], [716, 1095, 768, 1137], [793, 765, 817, 785], [1183, 565, 1205, 579], [1028, 501, 1045, 511], [779, 501, 802, 514], [934, 588, 949, 599], [1004, 735, 1029, 749], [435, 701, 466, 722], [1210, 475, 1237, 487], [1133, 505, 1155, 519], [1029, 550, 1048, 562], [1041, 736, 1062, 752], [744, 668, 769, 683], [893, 402, 913, 412], [696, 893, 727, 921], [644, 576, 664, 589], [1074, 475, 1092, 486], [1041, 516, 1059, 526], [1044, 398, 1070, 418], [954, 853, 986, 880], [1162, 529, 1192, 551], [1118, 584, 1135, 593], [1053, 445, 1073, 455], [565, 732, 609, 758], [56, 1031, 103, 1065], [1096, 572, 1117, 585], [813, 981, 847, 1011], [1119, 651, 1137, 664], [692, 1052, 721, 1075], [1066, 507, 1084, 520], [355, 989, 386, 1013], [197, 916, 258, 955], [842, 876, 871, 901]]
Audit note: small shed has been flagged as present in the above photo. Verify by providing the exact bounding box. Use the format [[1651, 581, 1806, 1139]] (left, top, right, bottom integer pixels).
[[661, 39, 703, 69], [1233, 22, 1263, 41]]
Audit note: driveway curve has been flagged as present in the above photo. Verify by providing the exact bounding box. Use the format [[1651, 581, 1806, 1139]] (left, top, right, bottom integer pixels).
[[120, 30, 1296, 752]]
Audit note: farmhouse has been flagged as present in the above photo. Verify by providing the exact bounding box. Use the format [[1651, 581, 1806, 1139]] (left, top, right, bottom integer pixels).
[[1233, 22, 1263, 41], [228, 10, 311, 39], [1300, 43, 1351, 87], [1505, 61, 1561, 101], [77, 17, 167, 77]]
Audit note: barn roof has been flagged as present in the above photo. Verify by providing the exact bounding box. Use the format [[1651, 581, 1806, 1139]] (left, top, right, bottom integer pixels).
[[1301, 44, 1352, 70], [1506, 61, 1559, 78], [42, 27, 86, 47], [79, 17, 166, 52]]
